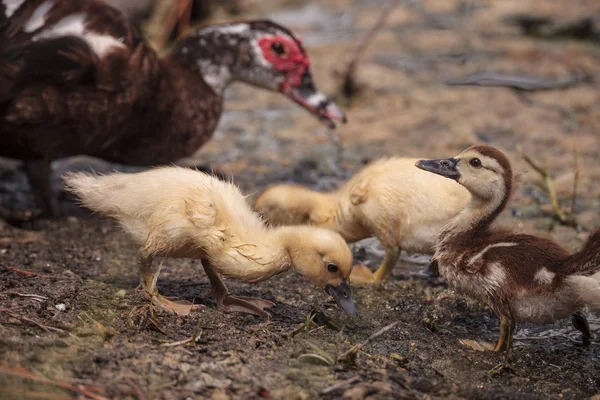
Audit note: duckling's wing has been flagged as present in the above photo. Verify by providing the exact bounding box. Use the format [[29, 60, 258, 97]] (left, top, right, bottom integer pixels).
[[349, 176, 370, 206], [182, 195, 227, 247]]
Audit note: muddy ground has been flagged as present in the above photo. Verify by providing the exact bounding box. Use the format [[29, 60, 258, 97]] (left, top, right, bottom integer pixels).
[[2, 0, 600, 399]]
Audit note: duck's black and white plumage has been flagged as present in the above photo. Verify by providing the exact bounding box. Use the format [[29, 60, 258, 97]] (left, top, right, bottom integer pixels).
[[416, 145, 600, 355], [0, 0, 345, 216]]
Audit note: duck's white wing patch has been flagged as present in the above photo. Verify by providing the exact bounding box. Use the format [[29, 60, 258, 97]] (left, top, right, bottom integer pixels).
[[3, 0, 26, 18], [32, 13, 126, 57], [467, 242, 518, 267], [201, 23, 249, 35], [24, 0, 54, 32], [534, 267, 555, 285], [485, 262, 507, 290]]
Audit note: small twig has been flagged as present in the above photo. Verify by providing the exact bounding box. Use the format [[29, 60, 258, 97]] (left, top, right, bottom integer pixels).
[[337, 321, 400, 362], [570, 146, 579, 215], [518, 147, 577, 227], [82, 311, 119, 338], [0, 388, 73, 400], [2, 267, 77, 280], [337, 0, 402, 99], [12, 292, 49, 301], [10, 313, 67, 334], [321, 376, 361, 395], [159, 337, 193, 347], [3, 267, 40, 277], [124, 379, 147, 400], [0, 305, 28, 312], [0, 363, 108, 400]]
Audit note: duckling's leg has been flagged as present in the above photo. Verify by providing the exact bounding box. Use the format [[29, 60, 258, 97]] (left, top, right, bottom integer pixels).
[[350, 247, 401, 283], [202, 262, 274, 317], [372, 246, 401, 281], [25, 159, 59, 217], [489, 314, 516, 374], [137, 252, 194, 315], [493, 317, 515, 354], [571, 312, 591, 346]]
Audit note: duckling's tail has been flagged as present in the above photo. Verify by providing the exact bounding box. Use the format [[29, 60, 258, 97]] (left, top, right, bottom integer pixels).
[[564, 228, 600, 275], [566, 272, 600, 313], [63, 171, 125, 216]]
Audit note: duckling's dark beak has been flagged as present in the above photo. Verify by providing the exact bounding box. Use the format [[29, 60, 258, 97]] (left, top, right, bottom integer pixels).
[[325, 280, 356, 317], [415, 158, 461, 180], [282, 70, 347, 129]]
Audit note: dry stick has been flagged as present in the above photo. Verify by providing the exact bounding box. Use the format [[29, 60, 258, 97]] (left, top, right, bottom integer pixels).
[[337, 320, 400, 362], [0, 306, 28, 312], [3, 267, 39, 277], [124, 379, 147, 400], [0, 388, 73, 400], [339, 0, 402, 98], [0, 363, 108, 400], [321, 376, 361, 395], [519, 149, 576, 226], [10, 313, 67, 334], [570, 146, 579, 215], [2, 267, 76, 280], [159, 337, 193, 347]]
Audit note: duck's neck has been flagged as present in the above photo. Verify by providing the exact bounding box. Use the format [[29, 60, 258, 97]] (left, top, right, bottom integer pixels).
[[442, 182, 511, 239], [167, 29, 249, 96], [271, 226, 324, 278], [306, 191, 370, 243]]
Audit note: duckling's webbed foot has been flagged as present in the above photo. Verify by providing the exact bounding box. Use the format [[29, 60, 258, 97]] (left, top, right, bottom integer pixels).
[[216, 294, 274, 317], [571, 312, 592, 346], [203, 262, 274, 317], [349, 264, 375, 283], [493, 316, 515, 355], [350, 247, 401, 283], [137, 252, 195, 316]]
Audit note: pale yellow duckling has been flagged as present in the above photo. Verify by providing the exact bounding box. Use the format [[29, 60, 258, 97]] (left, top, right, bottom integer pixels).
[[64, 167, 356, 317], [254, 158, 471, 283]]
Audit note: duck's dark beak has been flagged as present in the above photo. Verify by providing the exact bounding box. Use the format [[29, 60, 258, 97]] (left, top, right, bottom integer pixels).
[[282, 70, 346, 129], [415, 158, 461, 180], [325, 280, 356, 317]]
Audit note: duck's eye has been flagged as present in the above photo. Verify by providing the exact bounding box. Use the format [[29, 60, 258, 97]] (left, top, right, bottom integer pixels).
[[327, 263, 339, 273], [469, 158, 482, 168], [271, 41, 285, 56]]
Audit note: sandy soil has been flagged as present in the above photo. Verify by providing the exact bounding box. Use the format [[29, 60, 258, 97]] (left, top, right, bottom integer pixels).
[[1, 0, 600, 399]]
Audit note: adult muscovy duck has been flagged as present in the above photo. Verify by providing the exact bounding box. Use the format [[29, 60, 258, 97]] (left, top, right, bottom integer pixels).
[[0, 0, 346, 216]]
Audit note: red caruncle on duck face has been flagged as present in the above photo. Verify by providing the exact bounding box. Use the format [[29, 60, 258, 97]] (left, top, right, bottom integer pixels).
[[257, 34, 309, 90]]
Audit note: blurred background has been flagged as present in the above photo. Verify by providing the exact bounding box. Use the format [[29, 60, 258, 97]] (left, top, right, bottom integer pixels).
[[1, 1, 600, 398], [1, 0, 600, 233]]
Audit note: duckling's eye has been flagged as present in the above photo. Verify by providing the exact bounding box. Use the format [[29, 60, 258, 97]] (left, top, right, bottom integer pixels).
[[271, 41, 285, 56], [469, 158, 482, 168], [327, 263, 339, 273]]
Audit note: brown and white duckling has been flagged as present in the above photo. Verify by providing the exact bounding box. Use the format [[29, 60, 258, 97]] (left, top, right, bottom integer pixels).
[[254, 158, 471, 283], [64, 167, 356, 317], [416, 145, 600, 355]]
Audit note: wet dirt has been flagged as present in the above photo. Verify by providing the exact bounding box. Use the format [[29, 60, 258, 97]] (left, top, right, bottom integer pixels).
[[1, 0, 600, 399]]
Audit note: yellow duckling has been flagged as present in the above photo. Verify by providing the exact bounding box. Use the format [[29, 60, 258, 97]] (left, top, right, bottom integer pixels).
[[64, 167, 356, 317], [254, 158, 470, 283]]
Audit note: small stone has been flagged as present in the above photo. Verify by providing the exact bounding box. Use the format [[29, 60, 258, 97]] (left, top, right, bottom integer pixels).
[[55, 303, 67, 311], [115, 289, 127, 298]]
